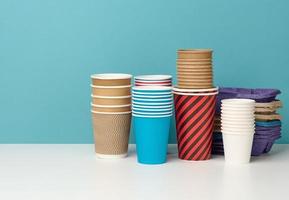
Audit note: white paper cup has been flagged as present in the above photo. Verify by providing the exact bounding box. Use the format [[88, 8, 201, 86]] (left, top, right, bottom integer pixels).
[[221, 110, 255, 116], [222, 133, 254, 164], [222, 99, 255, 106], [221, 126, 255, 134], [221, 113, 255, 119], [221, 116, 255, 123], [221, 122, 255, 128]]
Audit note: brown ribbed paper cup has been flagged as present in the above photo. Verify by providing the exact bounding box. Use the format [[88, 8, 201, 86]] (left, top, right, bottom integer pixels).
[[91, 73, 132, 86], [91, 104, 131, 112], [177, 49, 213, 59], [91, 85, 131, 96], [91, 112, 132, 158], [91, 95, 131, 105]]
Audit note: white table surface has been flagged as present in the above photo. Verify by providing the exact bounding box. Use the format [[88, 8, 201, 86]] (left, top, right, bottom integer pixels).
[[0, 144, 288, 200]]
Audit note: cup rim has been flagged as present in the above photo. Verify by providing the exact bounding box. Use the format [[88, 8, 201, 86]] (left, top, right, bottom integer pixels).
[[172, 86, 218, 92], [91, 110, 132, 114], [221, 106, 255, 110], [132, 91, 172, 95], [91, 73, 132, 80], [221, 99, 255, 105], [132, 97, 173, 102], [135, 80, 172, 83], [222, 131, 255, 135], [91, 94, 131, 99], [132, 86, 172, 91], [91, 103, 131, 108], [132, 114, 173, 118], [133, 107, 172, 112], [177, 49, 213, 53], [133, 111, 173, 115], [133, 101, 173, 105], [132, 94, 172, 98], [132, 104, 173, 108], [134, 75, 172, 80], [173, 91, 218, 96], [135, 84, 172, 86], [91, 84, 131, 89]]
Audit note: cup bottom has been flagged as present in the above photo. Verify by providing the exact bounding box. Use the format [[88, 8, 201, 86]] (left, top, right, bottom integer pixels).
[[96, 153, 127, 159]]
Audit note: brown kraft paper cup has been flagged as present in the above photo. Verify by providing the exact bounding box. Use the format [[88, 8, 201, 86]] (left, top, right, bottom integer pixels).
[[91, 104, 131, 112], [177, 49, 213, 59], [91, 96, 131, 105], [91, 112, 131, 156], [91, 73, 132, 86], [177, 68, 213, 72], [91, 86, 131, 96], [174, 91, 217, 160], [177, 62, 212, 65]]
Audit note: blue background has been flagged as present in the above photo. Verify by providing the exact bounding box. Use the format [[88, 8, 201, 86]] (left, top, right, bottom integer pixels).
[[0, 0, 288, 143]]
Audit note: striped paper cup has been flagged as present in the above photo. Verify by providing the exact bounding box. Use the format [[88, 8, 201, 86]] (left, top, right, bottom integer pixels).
[[173, 90, 218, 161]]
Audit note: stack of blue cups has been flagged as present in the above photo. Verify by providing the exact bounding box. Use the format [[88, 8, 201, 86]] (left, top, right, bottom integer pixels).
[[132, 86, 173, 164]]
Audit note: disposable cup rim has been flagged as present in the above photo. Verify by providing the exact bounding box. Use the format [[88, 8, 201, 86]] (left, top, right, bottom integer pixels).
[[132, 86, 172, 91], [133, 107, 172, 112], [91, 110, 132, 114], [132, 94, 172, 98], [178, 49, 213, 53], [135, 80, 172, 83], [133, 101, 173, 106], [132, 111, 173, 115], [172, 86, 218, 92], [132, 97, 173, 102], [134, 75, 172, 80], [91, 103, 131, 108], [222, 131, 255, 135], [91, 94, 131, 99], [132, 104, 173, 108], [91, 104, 131, 108], [91, 73, 132, 80], [135, 83, 172, 86], [221, 99, 256, 105], [91, 84, 131, 89], [132, 114, 173, 118], [173, 91, 218, 96], [132, 91, 172, 95]]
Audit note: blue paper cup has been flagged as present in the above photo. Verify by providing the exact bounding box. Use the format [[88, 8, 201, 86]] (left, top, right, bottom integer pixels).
[[132, 86, 172, 93], [133, 107, 173, 113], [132, 101, 173, 106], [132, 94, 173, 99], [132, 97, 173, 104], [133, 115, 171, 164]]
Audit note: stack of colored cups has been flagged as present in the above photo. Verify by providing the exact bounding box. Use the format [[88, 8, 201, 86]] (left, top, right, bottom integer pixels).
[[132, 86, 173, 164], [134, 75, 172, 86], [90, 73, 132, 158], [221, 99, 256, 164], [173, 87, 218, 161], [177, 49, 213, 89]]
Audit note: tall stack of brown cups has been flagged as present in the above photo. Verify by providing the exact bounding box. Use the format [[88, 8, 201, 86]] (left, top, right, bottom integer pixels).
[[177, 49, 213, 89], [90, 73, 132, 158], [173, 49, 218, 161]]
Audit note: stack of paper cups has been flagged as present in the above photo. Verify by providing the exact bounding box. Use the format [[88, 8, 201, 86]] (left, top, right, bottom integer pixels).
[[177, 49, 213, 89], [134, 75, 172, 86], [132, 86, 173, 164], [90, 73, 132, 158], [221, 99, 256, 164], [173, 87, 218, 160]]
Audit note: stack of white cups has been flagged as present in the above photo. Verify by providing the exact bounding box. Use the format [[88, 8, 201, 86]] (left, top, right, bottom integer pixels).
[[221, 99, 256, 164]]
